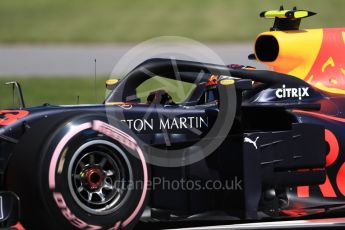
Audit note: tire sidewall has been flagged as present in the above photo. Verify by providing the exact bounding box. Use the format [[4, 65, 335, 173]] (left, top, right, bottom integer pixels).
[[9, 114, 149, 230]]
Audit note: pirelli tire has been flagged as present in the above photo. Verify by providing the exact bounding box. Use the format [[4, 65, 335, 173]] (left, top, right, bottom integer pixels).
[[6, 113, 150, 230]]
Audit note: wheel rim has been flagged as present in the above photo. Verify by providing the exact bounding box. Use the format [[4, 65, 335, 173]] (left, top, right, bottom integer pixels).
[[67, 140, 133, 215]]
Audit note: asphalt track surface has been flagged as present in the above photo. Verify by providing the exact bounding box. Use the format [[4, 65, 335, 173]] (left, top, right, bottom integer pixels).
[[0, 43, 265, 76], [135, 217, 345, 230]]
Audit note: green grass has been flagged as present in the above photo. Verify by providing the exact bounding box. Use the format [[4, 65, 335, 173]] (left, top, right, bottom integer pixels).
[[0, 76, 195, 109], [0, 0, 344, 43]]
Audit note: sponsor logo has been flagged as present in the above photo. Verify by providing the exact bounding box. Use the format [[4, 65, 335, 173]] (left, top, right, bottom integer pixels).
[[275, 85, 309, 100], [304, 28, 345, 95], [121, 116, 208, 132], [297, 128, 345, 198], [244, 136, 259, 149], [53, 192, 101, 230]]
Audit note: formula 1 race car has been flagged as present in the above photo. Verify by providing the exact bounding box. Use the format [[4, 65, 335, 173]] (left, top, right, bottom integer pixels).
[[0, 6, 344, 230]]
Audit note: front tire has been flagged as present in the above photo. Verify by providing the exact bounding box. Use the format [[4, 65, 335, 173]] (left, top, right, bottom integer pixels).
[[6, 113, 149, 230]]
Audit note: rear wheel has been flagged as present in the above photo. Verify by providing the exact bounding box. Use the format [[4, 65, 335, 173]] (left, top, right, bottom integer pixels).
[[6, 113, 149, 230]]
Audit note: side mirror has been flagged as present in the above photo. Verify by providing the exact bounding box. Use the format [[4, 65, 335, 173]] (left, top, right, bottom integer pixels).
[[0, 191, 20, 228], [5, 81, 26, 109], [105, 79, 119, 90]]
